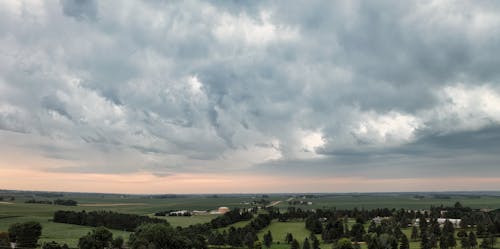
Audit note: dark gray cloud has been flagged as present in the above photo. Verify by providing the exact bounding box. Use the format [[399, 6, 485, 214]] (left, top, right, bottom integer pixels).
[[0, 1, 500, 179], [60, 0, 98, 21]]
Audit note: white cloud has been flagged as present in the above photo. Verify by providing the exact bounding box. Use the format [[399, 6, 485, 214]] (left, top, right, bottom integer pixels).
[[213, 10, 298, 46], [425, 84, 500, 133], [1, 0, 500, 179]]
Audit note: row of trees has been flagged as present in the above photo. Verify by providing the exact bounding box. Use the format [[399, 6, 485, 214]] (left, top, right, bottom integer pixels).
[[25, 199, 78, 206], [53, 210, 167, 231], [207, 213, 274, 248], [210, 208, 253, 228]]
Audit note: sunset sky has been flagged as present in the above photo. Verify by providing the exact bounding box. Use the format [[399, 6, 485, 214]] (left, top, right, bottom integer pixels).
[[1, 1, 500, 194]]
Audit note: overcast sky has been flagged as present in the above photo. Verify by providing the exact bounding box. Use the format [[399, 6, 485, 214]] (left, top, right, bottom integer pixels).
[[1, 0, 500, 194]]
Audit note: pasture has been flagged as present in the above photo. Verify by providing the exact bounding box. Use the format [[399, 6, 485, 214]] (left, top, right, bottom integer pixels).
[[1, 191, 500, 248]]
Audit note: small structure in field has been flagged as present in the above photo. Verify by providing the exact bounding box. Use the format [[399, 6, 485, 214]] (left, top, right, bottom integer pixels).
[[218, 206, 230, 214]]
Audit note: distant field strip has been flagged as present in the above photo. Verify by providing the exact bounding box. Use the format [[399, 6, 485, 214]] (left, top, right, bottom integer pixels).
[[78, 203, 148, 206]]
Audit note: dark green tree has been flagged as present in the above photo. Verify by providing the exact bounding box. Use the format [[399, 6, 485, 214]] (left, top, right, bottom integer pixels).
[[411, 226, 419, 242], [128, 223, 188, 249], [368, 221, 378, 233], [0, 232, 10, 249], [365, 233, 380, 249], [440, 234, 448, 249], [254, 241, 263, 249], [350, 223, 365, 242], [291, 239, 300, 249], [457, 230, 467, 238], [460, 236, 470, 249], [480, 239, 490, 249], [306, 216, 323, 234], [263, 230, 273, 248], [421, 232, 432, 249], [400, 234, 410, 249], [286, 233, 294, 244], [335, 238, 353, 249], [244, 232, 256, 249], [446, 233, 456, 249], [42, 241, 69, 249], [303, 238, 311, 249], [430, 233, 438, 249], [78, 227, 113, 249], [310, 234, 320, 249], [469, 232, 478, 248], [111, 236, 123, 249], [8, 221, 42, 248]]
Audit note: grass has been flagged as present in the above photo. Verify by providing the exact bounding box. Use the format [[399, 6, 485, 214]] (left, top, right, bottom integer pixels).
[[258, 221, 310, 243], [0, 216, 130, 248], [278, 195, 500, 210], [157, 215, 219, 227], [2, 192, 500, 248]]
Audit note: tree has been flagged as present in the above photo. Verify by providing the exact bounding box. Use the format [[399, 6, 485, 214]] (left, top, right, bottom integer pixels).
[[291, 239, 300, 249], [42, 241, 69, 249], [310, 234, 320, 249], [351, 223, 366, 242], [485, 235, 496, 249], [254, 241, 263, 249], [400, 234, 409, 249], [335, 238, 353, 249], [430, 233, 438, 249], [128, 223, 188, 249], [368, 221, 378, 233], [446, 233, 456, 249], [411, 227, 419, 242], [111, 236, 124, 249], [191, 235, 208, 249], [244, 232, 256, 249], [457, 230, 467, 238], [306, 216, 323, 234], [8, 221, 42, 248], [421, 232, 432, 249], [78, 227, 113, 249], [480, 239, 490, 249], [440, 234, 449, 249], [365, 233, 380, 249], [263, 231, 273, 248], [303, 238, 311, 249], [286, 233, 294, 244], [469, 232, 478, 248], [443, 221, 455, 236], [460, 236, 470, 249], [379, 233, 397, 249], [0, 232, 9, 249], [477, 224, 486, 236]]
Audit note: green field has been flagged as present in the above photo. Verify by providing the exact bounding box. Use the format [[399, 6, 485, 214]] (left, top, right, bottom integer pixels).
[[1, 192, 500, 248], [279, 195, 500, 210], [258, 221, 310, 243]]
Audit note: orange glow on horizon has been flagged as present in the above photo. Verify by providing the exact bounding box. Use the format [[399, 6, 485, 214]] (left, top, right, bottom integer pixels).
[[1, 168, 499, 194]]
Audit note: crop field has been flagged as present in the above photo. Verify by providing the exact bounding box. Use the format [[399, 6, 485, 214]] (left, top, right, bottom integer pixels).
[[278, 194, 500, 210], [1, 192, 500, 248]]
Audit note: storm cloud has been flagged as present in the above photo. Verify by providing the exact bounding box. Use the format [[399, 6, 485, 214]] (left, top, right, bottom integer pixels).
[[1, 0, 500, 182]]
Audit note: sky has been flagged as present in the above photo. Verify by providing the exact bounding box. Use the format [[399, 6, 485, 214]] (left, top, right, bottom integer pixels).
[[1, 0, 500, 194]]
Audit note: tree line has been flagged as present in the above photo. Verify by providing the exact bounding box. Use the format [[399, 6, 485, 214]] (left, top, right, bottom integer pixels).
[[53, 210, 167, 231], [25, 199, 78, 206]]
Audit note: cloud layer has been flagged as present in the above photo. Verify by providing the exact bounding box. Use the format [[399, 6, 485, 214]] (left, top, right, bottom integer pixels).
[[1, 0, 500, 191]]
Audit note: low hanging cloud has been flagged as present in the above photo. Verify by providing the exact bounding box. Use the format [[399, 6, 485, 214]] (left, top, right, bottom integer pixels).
[[0, 0, 500, 182]]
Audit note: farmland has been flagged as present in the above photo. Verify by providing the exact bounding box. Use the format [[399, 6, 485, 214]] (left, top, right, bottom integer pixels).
[[1, 191, 500, 248]]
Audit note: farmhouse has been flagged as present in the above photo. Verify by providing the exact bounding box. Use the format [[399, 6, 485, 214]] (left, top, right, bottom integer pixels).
[[169, 210, 190, 216], [414, 218, 461, 228], [209, 206, 230, 214]]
